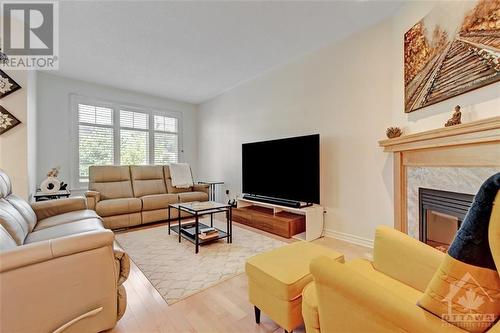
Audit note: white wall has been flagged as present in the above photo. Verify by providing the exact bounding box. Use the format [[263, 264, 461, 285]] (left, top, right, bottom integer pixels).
[[27, 71, 38, 199], [0, 70, 27, 198], [198, 19, 395, 245], [197, 1, 500, 244], [36, 72, 198, 191], [0, 70, 37, 200]]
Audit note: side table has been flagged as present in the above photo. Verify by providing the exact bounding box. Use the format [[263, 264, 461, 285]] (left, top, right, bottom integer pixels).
[[198, 181, 224, 202], [34, 189, 71, 202]]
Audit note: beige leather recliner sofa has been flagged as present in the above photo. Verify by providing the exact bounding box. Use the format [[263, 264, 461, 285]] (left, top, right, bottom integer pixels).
[[86, 165, 209, 229], [0, 169, 129, 333]]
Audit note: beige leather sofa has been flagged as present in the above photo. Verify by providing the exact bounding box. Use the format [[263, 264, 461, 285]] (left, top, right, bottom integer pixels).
[[86, 165, 209, 229], [0, 169, 129, 333]]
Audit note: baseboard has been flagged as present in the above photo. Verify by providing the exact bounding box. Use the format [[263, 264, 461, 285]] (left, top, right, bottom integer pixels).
[[323, 229, 374, 248]]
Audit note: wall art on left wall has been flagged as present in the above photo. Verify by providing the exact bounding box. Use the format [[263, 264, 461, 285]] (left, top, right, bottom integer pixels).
[[0, 105, 21, 135], [0, 70, 22, 99]]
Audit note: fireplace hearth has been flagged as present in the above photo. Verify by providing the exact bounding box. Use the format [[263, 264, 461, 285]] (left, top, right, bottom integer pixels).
[[419, 188, 474, 251]]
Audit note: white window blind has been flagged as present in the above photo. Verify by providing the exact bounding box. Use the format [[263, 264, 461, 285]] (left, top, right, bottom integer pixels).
[[154, 132, 178, 164], [120, 110, 149, 129], [154, 115, 177, 132], [120, 110, 149, 165], [77, 104, 114, 183], [154, 115, 178, 164], [74, 99, 181, 187]]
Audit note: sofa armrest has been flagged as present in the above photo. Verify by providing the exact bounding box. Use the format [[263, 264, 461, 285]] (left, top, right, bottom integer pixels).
[[113, 241, 130, 286], [85, 190, 101, 210], [0, 229, 120, 333], [31, 197, 87, 220], [310, 256, 463, 333], [193, 184, 209, 195], [373, 225, 444, 292], [0, 229, 114, 272]]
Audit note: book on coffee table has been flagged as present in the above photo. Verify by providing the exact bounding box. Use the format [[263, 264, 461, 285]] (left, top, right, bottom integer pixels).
[[199, 232, 219, 240], [200, 227, 217, 234], [181, 226, 219, 240]]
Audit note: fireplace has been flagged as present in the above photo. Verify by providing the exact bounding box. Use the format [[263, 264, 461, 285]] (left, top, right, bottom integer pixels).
[[379, 116, 500, 236], [419, 188, 474, 251]]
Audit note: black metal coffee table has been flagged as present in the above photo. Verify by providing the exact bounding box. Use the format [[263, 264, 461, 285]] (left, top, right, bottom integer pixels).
[[168, 201, 232, 254]]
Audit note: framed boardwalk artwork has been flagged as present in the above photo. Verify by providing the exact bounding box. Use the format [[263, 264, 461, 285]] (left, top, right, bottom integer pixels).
[[404, 0, 499, 113]]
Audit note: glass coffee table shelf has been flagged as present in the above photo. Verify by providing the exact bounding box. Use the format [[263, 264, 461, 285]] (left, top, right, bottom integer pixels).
[[168, 201, 232, 254]]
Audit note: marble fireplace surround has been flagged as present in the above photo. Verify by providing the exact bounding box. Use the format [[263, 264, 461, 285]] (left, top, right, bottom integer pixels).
[[379, 116, 500, 235], [406, 167, 498, 239]]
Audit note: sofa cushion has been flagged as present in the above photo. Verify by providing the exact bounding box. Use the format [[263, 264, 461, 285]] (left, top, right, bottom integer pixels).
[[346, 258, 422, 303], [130, 165, 167, 197], [163, 166, 192, 193], [102, 213, 141, 229], [178, 191, 209, 203], [0, 169, 12, 199], [96, 198, 142, 217], [142, 209, 172, 224], [89, 165, 133, 200], [6, 194, 37, 232], [373, 225, 444, 293], [24, 218, 104, 244], [141, 193, 178, 211], [0, 199, 30, 245], [34, 209, 100, 231], [246, 242, 344, 301], [0, 224, 17, 251], [0, 170, 34, 243]]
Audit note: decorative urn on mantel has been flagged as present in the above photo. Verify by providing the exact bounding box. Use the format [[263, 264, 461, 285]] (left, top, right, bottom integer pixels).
[[386, 127, 403, 139]]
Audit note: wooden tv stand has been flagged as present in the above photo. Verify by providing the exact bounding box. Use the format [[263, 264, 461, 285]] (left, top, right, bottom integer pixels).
[[234, 198, 324, 241]]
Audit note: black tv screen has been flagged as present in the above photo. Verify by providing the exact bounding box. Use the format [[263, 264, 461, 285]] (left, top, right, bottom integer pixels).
[[242, 134, 320, 204]]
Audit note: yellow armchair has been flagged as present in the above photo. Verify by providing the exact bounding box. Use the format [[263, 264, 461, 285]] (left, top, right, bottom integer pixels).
[[302, 226, 500, 332]]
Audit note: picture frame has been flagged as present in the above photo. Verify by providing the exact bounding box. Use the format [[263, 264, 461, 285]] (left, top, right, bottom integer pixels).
[[0, 105, 21, 135], [0, 70, 22, 99], [404, 0, 500, 113]]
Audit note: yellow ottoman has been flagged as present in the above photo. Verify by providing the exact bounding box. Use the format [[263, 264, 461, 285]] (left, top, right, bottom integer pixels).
[[245, 241, 344, 333]]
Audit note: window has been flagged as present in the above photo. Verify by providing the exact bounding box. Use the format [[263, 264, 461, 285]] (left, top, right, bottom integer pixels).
[[154, 115, 178, 165], [74, 97, 181, 186], [77, 104, 114, 183], [120, 110, 149, 165]]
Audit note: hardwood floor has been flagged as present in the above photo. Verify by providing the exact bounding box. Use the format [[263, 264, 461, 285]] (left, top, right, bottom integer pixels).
[[109, 220, 372, 333]]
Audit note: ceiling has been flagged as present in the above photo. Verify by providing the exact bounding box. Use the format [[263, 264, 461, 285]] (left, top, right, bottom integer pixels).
[[56, 1, 402, 104]]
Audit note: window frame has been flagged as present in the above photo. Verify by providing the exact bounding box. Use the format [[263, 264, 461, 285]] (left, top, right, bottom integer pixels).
[[70, 94, 183, 189]]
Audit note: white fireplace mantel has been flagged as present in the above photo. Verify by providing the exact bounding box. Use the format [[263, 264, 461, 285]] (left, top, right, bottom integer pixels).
[[378, 116, 500, 234]]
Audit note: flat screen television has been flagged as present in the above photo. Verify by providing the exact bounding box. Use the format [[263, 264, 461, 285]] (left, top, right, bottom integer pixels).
[[242, 134, 320, 205]]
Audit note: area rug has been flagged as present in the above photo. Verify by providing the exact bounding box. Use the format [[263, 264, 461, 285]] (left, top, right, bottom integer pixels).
[[115, 220, 286, 304]]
